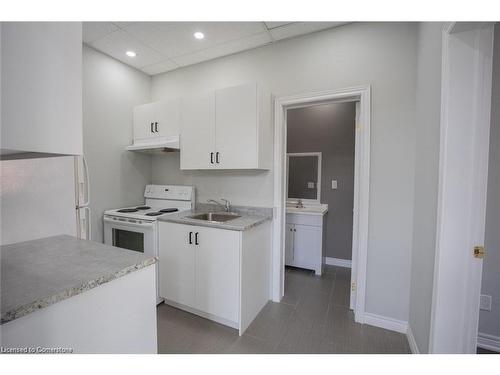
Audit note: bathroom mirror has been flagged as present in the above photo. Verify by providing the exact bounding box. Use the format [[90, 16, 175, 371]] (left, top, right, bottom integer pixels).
[[287, 152, 322, 203]]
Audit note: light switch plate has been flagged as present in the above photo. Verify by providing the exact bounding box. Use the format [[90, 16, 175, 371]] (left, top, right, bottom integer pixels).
[[480, 294, 492, 311], [331, 180, 338, 189], [307, 182, 315, 189]]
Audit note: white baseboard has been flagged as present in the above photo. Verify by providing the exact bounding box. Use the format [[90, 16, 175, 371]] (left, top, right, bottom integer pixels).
[[362, 312, 408, 334], [477, 332, 500, 353], [325, 257, 352, 268], [406, 326, 420, 354]]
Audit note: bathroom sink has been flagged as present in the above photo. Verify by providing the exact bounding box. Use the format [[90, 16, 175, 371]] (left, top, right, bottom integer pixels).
[[188, 212, 241, 223]]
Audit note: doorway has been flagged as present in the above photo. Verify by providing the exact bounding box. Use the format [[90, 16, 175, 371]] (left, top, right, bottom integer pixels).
[[272, 86, 371, 323]]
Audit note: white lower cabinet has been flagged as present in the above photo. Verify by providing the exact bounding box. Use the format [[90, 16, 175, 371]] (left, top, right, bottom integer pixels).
[[158, 221, 271, 334], [285, 213, 325, 275], [158, 225, 196, 308], [195, 226, 240, 323]]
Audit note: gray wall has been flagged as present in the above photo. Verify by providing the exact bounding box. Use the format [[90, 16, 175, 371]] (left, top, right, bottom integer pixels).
[[287, 102, 355, 260], [151, 22, 418, 322], [479, 24, 500, 340], [83, 45, 152, 242], [408, 22, 444, 354]]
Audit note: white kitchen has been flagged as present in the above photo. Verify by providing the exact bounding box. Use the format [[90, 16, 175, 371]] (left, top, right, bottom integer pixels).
[[1, 4, 500, 370]]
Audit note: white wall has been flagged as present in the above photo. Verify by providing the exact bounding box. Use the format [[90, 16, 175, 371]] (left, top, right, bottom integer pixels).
[[151, 23, 418, 322], [0, 156, 77, 245], [408, 22, 444, 353], [83, 45, 152, 242], [478, 24, 500, 341]]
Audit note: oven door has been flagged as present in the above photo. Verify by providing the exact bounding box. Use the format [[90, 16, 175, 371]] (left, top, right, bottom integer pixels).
[[104, 215, 162, 304], [103, 215, 156, 256]]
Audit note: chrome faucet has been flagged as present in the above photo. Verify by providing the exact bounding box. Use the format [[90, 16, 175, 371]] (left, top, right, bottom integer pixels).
[[296, 199, 304, 208], [207, 198, 231, 212]]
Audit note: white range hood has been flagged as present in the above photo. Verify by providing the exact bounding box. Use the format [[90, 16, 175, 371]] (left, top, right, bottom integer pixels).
[[126, 136, 180, 153]]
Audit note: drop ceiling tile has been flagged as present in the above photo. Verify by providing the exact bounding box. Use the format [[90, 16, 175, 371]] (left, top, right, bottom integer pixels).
[[121, 22, 267, 58], [112, 22, 135, 28], [173, 32, 272, 68], [88, 29, 165, 69], [83, 22, 119, 43], [269, 22, 348, 41], [264, 22, 294, 29], [141, 59, 179, 75]]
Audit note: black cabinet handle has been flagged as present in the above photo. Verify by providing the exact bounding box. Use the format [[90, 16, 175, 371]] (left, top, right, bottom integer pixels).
[[155, 122, 158, 133], [189, 232, 193, 244], [150, 122, 154, 133], [195, 232, 199, 245], [216, 152, 220, 164], [210, 152, 214, 164]]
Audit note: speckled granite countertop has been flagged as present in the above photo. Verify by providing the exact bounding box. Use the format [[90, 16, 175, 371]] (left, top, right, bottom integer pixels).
[[1, 235, 156, 325], [158, 204, 273, 231]]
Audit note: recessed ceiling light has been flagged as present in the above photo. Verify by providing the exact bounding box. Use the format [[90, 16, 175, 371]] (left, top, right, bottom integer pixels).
[[125, 51, 137, 57], [193, 32, 204, 40]]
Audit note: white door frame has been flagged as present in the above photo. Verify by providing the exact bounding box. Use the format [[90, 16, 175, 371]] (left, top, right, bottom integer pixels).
[[272, 85, 371, 322], [429, 22, 495, 353]]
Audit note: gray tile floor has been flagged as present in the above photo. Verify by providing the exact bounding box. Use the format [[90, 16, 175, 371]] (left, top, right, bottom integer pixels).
[[157, 265, 411, 353]]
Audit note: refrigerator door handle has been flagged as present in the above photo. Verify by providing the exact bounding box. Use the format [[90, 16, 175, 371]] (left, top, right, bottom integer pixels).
[[82, 155, 90, 207]]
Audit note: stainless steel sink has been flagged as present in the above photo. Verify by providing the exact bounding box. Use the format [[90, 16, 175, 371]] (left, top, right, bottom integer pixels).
[[188, 212, 241, 223]]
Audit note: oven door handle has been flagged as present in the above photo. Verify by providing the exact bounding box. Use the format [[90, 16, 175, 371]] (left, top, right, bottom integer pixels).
[[103, 216, 156, 229]]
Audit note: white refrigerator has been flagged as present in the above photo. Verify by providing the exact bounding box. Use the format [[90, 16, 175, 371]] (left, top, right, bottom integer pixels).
[[0, 155, 91, 245]]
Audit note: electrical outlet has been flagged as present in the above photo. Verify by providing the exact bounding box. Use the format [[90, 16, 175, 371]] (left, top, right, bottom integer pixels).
[[331, 180, 338, 189], [307, 182, 315, 189], [480, 294, 492, 311]]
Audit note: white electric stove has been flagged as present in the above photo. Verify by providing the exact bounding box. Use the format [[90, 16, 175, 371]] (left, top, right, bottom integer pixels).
[[103, 184, 195, 304]]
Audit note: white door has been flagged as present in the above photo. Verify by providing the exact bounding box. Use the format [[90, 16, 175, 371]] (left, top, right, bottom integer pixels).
[[285, 223, 294, 266], [430, 23, 494, 353], [133, 103, 156, 141], [158, 222, 196, 308], [155, 98, 180, 139], [293, 224, 321, 271], [194, 226, 240, 323], [180, 92, 216, 169], [215, 83, 258, 169]]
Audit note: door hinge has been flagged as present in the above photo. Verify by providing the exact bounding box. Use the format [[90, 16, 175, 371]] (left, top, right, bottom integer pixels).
[[474, 246, 485, 259], [351, 282, 356, 292]]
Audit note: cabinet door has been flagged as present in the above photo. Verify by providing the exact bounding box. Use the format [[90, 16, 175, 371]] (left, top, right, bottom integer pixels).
[[133, 103, 156, 141], [180, 93, 216, 169], [285, 224, 295, 266], [1, 22, 82, 156], [194, 226, 240, 323], [154, 98, 180, 139], [215, 83, 258, 168], [293, 224, 322, 270], [158, 222, 196, 308]]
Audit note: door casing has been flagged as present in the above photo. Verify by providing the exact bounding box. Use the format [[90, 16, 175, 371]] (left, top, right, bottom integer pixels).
[[272, 85, 371, 323]]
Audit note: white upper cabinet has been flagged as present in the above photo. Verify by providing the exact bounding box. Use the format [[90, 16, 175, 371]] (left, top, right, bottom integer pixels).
[[215, 83, 258, 169], [133, 103, 156, 141], [180, 92, 216, 169], [180, 83, 272, 170], [154, 99, 180, 139], [132, 98, 180, 145], [1, 22, 83, 158]]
